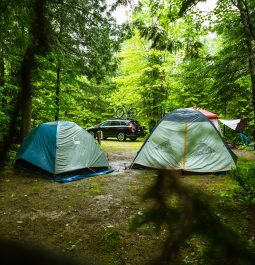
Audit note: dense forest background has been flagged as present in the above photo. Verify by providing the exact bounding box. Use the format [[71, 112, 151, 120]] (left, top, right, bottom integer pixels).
[[1, 0, 255, 153]]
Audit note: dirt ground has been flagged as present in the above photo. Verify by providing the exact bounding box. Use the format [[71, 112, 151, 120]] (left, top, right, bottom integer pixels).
[[0, 140, 158, 265], [233, 148, 255, 159], [0, 140, 255, 265]]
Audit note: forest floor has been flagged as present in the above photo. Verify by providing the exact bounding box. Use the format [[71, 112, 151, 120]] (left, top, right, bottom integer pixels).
[[1, 140, 255, 265]]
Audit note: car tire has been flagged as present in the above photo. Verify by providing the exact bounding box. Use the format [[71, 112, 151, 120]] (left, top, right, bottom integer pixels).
[[130, 137, 137, 141], [117, 132, 126, 141], [97, 130, 103, 139]]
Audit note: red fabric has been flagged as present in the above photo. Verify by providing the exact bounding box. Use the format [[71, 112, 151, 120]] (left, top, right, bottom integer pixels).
[[195, 107, 219, 119]]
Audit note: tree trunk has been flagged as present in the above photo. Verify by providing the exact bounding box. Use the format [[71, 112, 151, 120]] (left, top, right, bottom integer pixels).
[[19, 0, 49, 141], [19, 48, 33, 140], [55, 64, 61, 121], [0, 52, 4, 87], [0, 52, 5, 107], [54, 11, 64, 122], [236, 0, 255, 143]]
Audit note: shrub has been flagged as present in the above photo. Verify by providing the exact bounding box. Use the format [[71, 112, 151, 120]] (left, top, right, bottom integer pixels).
[[229, 164, 255, 204]]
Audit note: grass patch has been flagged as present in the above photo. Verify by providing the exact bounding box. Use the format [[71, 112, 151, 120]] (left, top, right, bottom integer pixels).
[[101, 140, 143, 152], [99, 227, 121, 251], [237, 155, 255, 167], [86, 181, 104, 195]]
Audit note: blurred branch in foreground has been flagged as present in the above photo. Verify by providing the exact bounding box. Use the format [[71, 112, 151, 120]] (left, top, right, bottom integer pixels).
[[130, 170, 255, 265]]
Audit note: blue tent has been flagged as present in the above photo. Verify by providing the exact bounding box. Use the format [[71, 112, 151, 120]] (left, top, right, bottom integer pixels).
[[15, 121, 112, 182]]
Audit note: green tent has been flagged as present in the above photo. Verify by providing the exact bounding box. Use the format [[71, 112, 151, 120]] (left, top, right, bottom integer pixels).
[[131, 108, 237, 173], [15, 121, 112, 182]]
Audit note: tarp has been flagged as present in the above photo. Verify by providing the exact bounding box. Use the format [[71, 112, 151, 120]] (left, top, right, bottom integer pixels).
[[15, 121, 112, 181], [219, 119, 247, 132], [131, 108, 237, 173]]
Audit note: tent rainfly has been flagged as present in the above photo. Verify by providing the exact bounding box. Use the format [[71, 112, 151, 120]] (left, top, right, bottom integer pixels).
[[15, 121, 112, 182], [131, 108, 237, 173]]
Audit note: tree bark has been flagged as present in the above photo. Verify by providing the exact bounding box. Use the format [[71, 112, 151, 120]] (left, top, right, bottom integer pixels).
[[0, 51, 5, 107], [19, 0, 49, 140], [0, 52, 4, 87], [54, 11, 64, 122], [19, 48, 33, 140], [236, 0, 255, 143]]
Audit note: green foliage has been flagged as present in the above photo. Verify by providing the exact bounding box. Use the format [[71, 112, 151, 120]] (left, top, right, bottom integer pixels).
[[0, 0, 126, 146], [207, 1, 254, 118], [114, 0, 255, 137], [230, 164, 255, 205], [111, 0, 231, 129], [111, 30, 181, 129]]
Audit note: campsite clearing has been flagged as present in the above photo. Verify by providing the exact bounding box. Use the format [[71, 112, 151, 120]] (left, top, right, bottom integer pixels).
[[0, 140, 255, 265]]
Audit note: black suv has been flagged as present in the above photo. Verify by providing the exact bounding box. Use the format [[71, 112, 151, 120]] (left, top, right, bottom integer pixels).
[[86, 119, 146, 141]]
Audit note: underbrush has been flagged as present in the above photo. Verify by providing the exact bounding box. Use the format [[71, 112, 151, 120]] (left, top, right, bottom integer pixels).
[[230, 162, 255, 205]]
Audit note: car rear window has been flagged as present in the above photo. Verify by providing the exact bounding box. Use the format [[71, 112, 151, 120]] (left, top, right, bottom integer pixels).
[[120, 121, 127, 125]]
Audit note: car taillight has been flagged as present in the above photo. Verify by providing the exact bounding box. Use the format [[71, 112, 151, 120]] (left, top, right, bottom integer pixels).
[[128, 124, 136, 132]]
